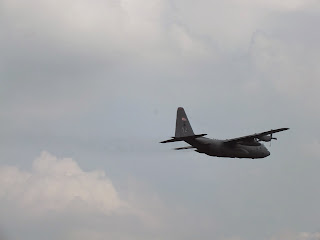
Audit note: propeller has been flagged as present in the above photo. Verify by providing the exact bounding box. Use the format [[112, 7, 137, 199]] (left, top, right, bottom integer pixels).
[[257, 134, 278, 146], [270, 134, 277, 147]]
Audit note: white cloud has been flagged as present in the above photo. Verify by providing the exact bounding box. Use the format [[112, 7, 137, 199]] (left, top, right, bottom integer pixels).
[[0, 151, 128, 216], [0, 151, 197, 240], [0, 152, 176, 239]]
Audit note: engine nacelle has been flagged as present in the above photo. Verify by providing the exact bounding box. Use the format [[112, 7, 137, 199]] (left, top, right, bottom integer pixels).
[[258, 135, 272, 142]]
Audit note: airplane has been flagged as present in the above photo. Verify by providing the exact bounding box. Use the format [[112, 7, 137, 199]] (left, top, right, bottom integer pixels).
[[160, 107, 289, 159]]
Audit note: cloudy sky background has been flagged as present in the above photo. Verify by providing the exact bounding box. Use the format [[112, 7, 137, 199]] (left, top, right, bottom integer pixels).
[[1, 0, 320, 239]]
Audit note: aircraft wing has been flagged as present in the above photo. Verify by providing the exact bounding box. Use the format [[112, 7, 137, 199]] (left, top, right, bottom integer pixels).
[[223, 128, 289, 144]]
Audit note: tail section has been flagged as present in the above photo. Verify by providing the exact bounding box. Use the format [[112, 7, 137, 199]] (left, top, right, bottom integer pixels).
[[160, 107, 207, 144], [175, 107, 194, 137]]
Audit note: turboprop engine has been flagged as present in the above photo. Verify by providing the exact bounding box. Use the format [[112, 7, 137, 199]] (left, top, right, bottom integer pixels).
[[257, 135, 277, 142]]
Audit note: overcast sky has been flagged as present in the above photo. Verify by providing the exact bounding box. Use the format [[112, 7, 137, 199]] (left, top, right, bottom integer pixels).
[[1, 0, 320, 239]]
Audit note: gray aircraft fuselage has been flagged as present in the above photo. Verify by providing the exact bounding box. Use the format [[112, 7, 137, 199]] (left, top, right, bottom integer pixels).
[[161, 107, 288, 159], [185, 137, 270, 159]]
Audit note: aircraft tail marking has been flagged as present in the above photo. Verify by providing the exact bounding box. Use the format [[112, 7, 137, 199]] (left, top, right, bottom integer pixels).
[[175, 107, 194, 138]]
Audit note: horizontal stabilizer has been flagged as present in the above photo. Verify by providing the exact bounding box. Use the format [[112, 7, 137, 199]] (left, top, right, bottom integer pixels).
[[174, 146, 195, 150], [160, 134, 207, 143]]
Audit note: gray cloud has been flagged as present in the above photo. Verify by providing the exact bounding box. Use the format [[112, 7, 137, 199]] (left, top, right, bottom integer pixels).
[[1, 0, 320, 239]]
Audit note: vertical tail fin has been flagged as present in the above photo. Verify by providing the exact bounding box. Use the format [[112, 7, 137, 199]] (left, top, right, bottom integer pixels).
[[175, 107, 194, 138], [160, 108, 207, 143]]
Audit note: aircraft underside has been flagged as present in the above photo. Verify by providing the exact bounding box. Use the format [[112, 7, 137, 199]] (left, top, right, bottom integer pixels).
[[187, 138, 270, 159]]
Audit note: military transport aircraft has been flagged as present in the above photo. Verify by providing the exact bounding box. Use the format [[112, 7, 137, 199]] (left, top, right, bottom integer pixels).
[[160, 107, 289, 159]]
